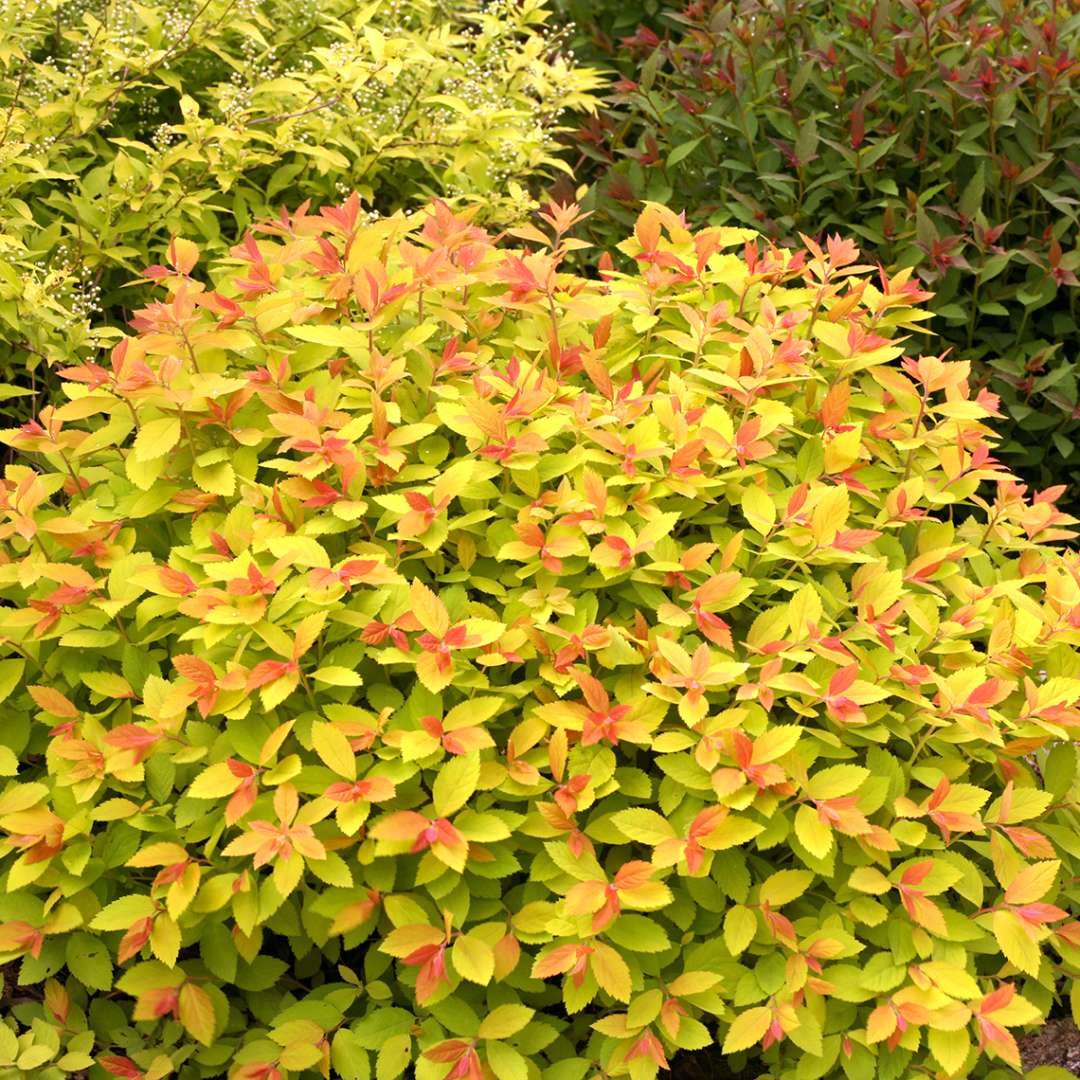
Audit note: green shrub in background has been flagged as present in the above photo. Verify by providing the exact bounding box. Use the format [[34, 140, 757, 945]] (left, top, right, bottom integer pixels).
[[549, 0, 662, 56], [0, 0, 601, 413], [563, 0, 1080, 498]]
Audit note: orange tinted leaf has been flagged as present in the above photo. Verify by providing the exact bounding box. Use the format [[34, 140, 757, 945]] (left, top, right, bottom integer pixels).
[[589, 942, 631, 1002], [178, 982, 216, 1046], [722, 1007, 771, 1053]]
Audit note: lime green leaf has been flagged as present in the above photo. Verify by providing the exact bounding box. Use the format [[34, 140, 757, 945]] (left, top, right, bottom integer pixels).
[[478, 1004, 535, 1040], [432, 752, 480, 818], [452, 934, 494, 985], [133, 417, 181, 463]]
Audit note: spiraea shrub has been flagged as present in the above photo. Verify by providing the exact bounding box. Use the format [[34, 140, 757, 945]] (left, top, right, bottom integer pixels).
[[0, 197, 1079, 1080]]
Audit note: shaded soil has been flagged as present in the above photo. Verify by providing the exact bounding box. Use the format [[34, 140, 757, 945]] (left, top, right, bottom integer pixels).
[[671, 1047, 759, 1080], [0, 961, 20, 1013], [1019, 1018, 1080, 1074]]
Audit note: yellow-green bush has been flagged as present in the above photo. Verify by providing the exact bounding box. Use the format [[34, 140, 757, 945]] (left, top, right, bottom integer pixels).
[[1, 195, 1079, 1080], [0, 0, 601, 407]]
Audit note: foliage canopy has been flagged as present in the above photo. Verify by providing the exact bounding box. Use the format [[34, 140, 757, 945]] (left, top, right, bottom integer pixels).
[[0, 197, 1078, 1079]]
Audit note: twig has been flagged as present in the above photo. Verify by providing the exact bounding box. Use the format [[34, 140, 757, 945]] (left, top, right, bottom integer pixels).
[[247, 95, 343, 127], [0, 62, 26, 147]]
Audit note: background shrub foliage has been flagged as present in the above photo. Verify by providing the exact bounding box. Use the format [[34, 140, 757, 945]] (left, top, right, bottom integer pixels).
[[565, 0, 1080, 496], [0, 0, 600, 411], [0, 196, 1079, 1079]]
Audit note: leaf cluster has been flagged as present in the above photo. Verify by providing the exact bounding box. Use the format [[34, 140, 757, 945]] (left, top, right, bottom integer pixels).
[[0, 0, 602, 420], [565, 0, 1080, 498]]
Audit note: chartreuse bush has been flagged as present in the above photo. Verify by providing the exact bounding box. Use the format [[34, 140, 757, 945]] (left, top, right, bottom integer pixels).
[[0, 0, 600, 411], [568, 0, 1080, 496], [1, 197, 1080, 1080]]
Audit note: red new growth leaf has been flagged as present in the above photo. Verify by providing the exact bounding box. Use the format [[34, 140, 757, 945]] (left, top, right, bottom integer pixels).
[[324, 775, 396, 803], [99, 1057, 145, 1080], [104, 725, 163, 765], [575, 671, 634, 746]]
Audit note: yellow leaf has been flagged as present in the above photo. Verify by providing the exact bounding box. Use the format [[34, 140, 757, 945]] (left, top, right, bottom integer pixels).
[[452, 934, 494, 985], [992, 910, 1042, 976], [823, 424, 862, 473], [411, 579, 449, 637], [805, 764, 869, 800], [478, 1004, 534, 1040], [444, 697, 503, 730], [415, 652, 453, 694], [786, 585, 822, 641], [589, 942, 631, 1002], [150, 913, 181, 968], [699, 816, 763, 850], [533, 701, 586, 731], [627, 988, 663, 1030], [178, 982, 216, 1046], [795, 805, 833, 859], [741, 485, 776, 535], [261, 673, 299, 712], [127, 843, 189, 868], [722, 1007, 771, 1053], [1003, 859, 1058, 905], [280, 1043, 323, 1071], [311, 666, 363, 686], [432, 752, 480, 818], [723, 905, 757, 957], [620, 881, 673, 911], [759, 869, 814, 907], [363, 25, 386, 62], [167, 237, 199, 275], [82, 671, 135, 699], [187, 763, 239, 800], [265, 536, 331, 569], [311, 722, 356, 780], [916, 962, 980, 1001], [133, 417, 181, 463], [752, 725, 801, 763], [292, 612, 326, 659], [611, 808, 677, 845], [927, 1000, 973, 1032], [928, 1028, 971, 1076], [380, 925, 444, 958], [990, 993, 1042, 1027], [192, 461, 235, 497], [745, 606, 789, 651], [91, 895, 156, 931], [273, 850, 305, 897], [810, 484, 848, 545], [667, 971, 722, 996], [848, 866, 891, 895], [431, 459, 475, 509]]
